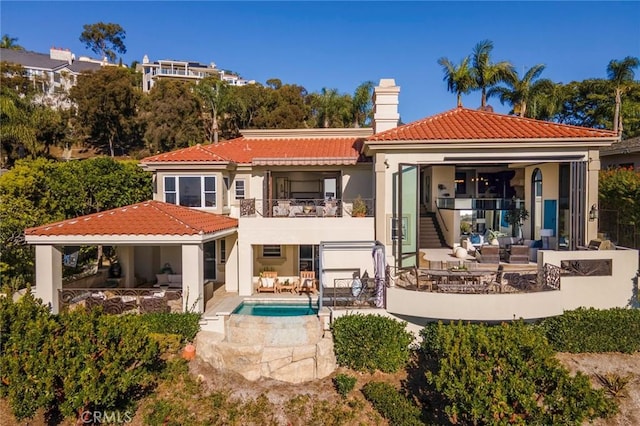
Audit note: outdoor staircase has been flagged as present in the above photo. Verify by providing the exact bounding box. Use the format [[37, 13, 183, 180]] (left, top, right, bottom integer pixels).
[[419, 213, 448, 248]]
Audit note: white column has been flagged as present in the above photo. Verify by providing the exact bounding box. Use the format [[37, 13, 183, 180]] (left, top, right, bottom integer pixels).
[[373, 79, 400, 134], [34, 245, 62, 313], [117, 246, 135, 288], [182, 244, 204, 313], [586, 150, 600, 242], [237, 239, 254, 296], [225, 234, 239, 293]]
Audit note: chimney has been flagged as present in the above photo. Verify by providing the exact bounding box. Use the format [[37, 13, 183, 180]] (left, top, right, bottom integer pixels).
[[373, 79, 400, 134]]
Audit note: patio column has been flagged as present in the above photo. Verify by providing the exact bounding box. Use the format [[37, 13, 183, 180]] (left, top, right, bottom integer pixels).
[[34, 245, 62, 314], [182, 244, 204, 313], [117, 246, 135, 288], [225, 234, 239, 293], [374, 152, 387, 247], [586, 150, 600, 242], [237, 239, 253, 296]]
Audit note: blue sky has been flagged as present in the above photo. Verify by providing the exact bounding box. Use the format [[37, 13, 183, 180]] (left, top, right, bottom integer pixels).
[[2, 1, 639, 122]]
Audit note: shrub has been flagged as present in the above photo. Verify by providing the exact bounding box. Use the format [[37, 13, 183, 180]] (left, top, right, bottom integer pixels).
[[362, 382, 423, 426], [333, 373, 357, 398], [138, 312, 201, 342], [538, 307, 640, 353], [0, 293, 160, 421], [331, 314, 413, 373], [421, 321, 617, 425]]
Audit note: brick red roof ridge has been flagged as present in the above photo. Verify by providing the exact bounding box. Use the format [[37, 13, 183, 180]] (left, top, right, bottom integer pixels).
[[25, 200, 238, 237], [367, 106, 618, 141], [141, 143, 232, 163]]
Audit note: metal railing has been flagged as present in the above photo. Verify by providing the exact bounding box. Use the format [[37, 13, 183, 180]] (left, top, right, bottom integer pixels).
[[437, 197, 524, 211], [239, 198, 375, 218], [59, 288, 183, 314], [321, 277, 377, 307]]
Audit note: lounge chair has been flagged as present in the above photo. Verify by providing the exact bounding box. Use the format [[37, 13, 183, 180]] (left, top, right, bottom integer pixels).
[[298, 271, 318, 294], [257, 271, 279, 293]]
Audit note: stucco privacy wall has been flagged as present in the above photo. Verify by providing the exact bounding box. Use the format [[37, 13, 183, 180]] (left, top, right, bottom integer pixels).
[[386, 248, 638, 321]]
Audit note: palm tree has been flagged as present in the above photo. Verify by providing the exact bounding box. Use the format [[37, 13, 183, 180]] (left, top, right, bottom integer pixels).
[[310, 88, 351, 128], [471, 40, 515, 108], [487, 64, 551, 117], [351, 81, 374, 127], [195, 77, 230, 143], [607, 56, 640, 134], [437, 56, 475, 107], [0, 34, 24, 50]]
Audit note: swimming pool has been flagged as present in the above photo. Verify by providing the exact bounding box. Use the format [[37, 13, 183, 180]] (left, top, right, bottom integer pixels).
[[233, 301, 318, 316]]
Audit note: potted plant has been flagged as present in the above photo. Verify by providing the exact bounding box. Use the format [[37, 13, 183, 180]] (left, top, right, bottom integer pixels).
[[351, 196, 367, 217], [487, 229, 505, 245], [505, 205, 529, 238]]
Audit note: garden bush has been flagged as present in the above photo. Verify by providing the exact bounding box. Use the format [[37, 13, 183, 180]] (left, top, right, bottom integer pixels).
[[538, 307, 640, 353], [0, 293, 160, 421], [421, 321, 617, 425], [362, 382, 423, 426], [331, 314, 413, 373], [333, 373, 357, 398], [138, 312, 201, 342]]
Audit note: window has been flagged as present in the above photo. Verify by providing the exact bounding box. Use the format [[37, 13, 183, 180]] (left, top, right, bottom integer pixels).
[[220, 239, 226, 264], [164, 176, 217, 208], [235, 180, 245, 199], [262, 245, 281, 257]]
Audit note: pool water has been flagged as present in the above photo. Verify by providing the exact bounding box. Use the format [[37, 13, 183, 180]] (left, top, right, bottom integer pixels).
[[233, 301, 318, 316]]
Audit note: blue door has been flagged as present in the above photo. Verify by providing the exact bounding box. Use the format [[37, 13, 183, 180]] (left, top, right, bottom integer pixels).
[[543, 200, 557, 236]]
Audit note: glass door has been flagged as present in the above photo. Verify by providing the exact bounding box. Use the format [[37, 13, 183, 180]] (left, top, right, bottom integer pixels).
[[204, 241, 216, 280], [398, 164, 419, 268]]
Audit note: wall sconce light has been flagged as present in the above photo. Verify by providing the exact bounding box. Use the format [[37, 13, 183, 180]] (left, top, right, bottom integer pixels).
[[384, 159, 389, 169], [589, 204, 599, 221]]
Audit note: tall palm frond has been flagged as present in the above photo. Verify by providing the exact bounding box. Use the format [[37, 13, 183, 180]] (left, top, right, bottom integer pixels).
[[487, 64, 547, 117], [0, 34, 24, 50], [471, 39, 515, 107], [607, 56, 640, 134], [437, 56, 475, 107], [352, 81, 374, 127]]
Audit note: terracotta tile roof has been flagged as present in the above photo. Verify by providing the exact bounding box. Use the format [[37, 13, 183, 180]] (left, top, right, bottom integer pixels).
[[25, 201, 238, 237], [141, 137, 364, 165], [367, 107, 618, 142]]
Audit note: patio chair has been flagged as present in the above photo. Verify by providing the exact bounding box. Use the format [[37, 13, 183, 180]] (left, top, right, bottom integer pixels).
[[506, 245, 530, 264], [298, 270, 318, 294], [475, 245, 500, 263], [257, 271, 279, 293]]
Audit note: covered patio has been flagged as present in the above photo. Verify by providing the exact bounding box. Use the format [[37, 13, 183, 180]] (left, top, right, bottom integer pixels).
[[24, 201, 238, 314]]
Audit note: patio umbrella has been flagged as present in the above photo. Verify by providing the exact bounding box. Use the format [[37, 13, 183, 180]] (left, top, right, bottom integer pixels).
[[372, 243, 386, 308]]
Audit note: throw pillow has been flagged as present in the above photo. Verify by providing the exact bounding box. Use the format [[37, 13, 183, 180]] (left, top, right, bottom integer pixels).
[[470, 234, 481, 244]]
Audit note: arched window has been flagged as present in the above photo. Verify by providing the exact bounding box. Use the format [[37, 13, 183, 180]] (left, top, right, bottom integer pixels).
[[531, 169, 543, 239]]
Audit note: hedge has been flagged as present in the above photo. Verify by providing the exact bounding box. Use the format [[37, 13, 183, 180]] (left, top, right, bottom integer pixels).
[[421, 321, 617, 425], [361, 382, 423, 426], [137, 312, 201, 343], [538, 307, 640, 353], [331, 314, 413, 373]]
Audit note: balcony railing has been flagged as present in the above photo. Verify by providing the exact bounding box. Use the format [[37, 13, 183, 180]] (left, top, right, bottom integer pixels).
[[437, 197, 525, 211], [239, 198, 375, 218]]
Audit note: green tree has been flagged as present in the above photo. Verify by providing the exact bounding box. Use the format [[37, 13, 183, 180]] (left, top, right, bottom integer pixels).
[[437, 56, 475, 107], [351, 80, 374, 127], [69, 67, 141, 156], [471, 39, 515, 108], [309, 87, 351, 128], [195, 77, 230, 143], [0, 34, 24, 50], [487, 64, 552, 117], [139, 79, 203, 152], [599, 167, 640, 227], [79, 22, 127, 62], [607, 56, 640, 135]]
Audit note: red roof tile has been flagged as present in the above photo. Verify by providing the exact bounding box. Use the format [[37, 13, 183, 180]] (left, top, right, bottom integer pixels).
[[367, 107, 618, 142], [25, 201, 238, 237], [141, 137, 364, 165]]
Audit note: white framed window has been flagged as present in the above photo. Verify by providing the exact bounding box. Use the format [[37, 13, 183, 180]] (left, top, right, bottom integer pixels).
[[164, 176, 217, 208], [262, 245, 282, 258], [235, 179, 245, 199]]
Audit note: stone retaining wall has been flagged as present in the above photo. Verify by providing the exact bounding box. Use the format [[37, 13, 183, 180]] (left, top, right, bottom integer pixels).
[[194, 315, 336, 383]]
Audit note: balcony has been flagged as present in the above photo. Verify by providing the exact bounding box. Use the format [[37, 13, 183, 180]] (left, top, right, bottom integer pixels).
[[239, 198, 374, 218], [437, 197, 524, 211]]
